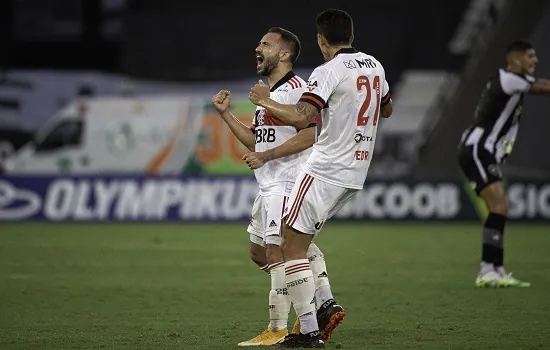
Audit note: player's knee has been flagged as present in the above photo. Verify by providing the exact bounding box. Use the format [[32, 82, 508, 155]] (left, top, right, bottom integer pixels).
[[265, 244, 284, 264], [489, 199, 508, 216], [281, 238, 309, 261], [485, 194, 508, 216], [481, 182, 508, 216], [249, 247, 267, 267], [281, 240, 293, 260]]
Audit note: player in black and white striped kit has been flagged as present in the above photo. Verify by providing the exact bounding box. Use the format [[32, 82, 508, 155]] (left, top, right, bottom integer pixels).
[[458, 40, 550, 288]]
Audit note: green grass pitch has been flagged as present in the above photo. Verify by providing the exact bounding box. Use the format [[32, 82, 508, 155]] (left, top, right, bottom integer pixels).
[[0, 222, 549, 349]]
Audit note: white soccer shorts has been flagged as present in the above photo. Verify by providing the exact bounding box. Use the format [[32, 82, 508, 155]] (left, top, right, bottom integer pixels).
[[247, 194, 288, 247], [283, 171, 359, 235]]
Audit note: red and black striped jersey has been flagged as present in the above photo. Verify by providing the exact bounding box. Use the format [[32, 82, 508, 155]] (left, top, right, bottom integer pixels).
[[251, 71, 315, 196]]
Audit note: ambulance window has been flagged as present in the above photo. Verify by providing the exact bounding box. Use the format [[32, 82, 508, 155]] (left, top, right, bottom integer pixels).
[[36, 120, 83, 152]]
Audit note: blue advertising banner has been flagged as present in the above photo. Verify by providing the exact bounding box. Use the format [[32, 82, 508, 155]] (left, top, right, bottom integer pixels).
[[0, 176, 259, 221], [0, 175, 549, 222]]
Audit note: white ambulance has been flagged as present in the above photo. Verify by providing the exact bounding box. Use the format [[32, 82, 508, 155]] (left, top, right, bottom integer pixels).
[[3, 96, 203, 174]]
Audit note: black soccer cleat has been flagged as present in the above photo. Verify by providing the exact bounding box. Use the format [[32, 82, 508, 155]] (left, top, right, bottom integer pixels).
[[267, 333, 324, 348], [316, 299, 346, 341]]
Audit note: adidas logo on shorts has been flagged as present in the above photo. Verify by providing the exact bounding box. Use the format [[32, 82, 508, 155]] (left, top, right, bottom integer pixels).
[[269, 220, 278, 228]]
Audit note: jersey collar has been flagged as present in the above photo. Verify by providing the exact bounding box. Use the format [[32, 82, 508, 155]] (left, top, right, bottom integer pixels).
[[504, 68, 535, 82], [335, 47, 358, 56], [270, 71, 295, 92]]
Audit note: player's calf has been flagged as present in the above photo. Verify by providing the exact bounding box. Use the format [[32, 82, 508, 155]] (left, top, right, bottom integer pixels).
[[264, 238, 290, 331], [282, 225, 319, 340], [479, 182, 508, 279], [307, 243, 334, 308], [306, 243, 345, 341], [239, 243, 290, 346]]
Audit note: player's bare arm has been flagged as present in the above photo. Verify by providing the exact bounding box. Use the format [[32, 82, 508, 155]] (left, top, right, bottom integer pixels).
[[530, 79, 550, 94], [381, 100, 393, 118], [212, 90, 255, 151], [249, 81, 315, 129], [242, 126, 316, 169]]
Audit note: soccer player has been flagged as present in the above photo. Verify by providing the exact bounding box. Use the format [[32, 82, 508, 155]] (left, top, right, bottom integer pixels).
[[249, 9, 392, 348], [457, 40, 550, 288], [212, 27, 344, 347]]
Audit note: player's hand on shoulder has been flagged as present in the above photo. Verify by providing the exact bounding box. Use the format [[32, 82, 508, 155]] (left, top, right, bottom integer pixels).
[[212, 90, 231, 113], [249, 80, 270, 106]]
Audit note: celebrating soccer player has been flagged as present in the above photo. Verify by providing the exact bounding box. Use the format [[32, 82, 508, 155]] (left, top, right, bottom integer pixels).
[[249, 9, 392, 348], [213, 27, 344, 347], [458, 40, 550, 288]]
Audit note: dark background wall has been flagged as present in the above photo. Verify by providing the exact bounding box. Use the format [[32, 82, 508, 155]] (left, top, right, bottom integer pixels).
[[1, 0, 470, 88], [506, 4, 550, 177], [415, 0, 550, 178]]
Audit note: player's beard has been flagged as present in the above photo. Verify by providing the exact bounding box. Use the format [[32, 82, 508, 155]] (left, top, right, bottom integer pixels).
[[524, 64, 536, 75], [258, 55, 279, 76]]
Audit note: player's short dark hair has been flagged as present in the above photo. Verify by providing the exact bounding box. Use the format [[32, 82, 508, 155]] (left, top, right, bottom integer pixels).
[[316, 9, 354, 46], [268, 27, 301, 63], [506, 40, 534, 54]]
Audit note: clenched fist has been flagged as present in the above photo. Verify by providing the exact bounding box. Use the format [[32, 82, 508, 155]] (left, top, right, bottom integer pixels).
[[212, 90, 231, 114], [249, 80, 270, 106], [243, 151, 269, 170]]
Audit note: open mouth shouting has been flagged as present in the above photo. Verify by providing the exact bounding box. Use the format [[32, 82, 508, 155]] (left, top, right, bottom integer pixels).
[[256, 54, 264, 68]]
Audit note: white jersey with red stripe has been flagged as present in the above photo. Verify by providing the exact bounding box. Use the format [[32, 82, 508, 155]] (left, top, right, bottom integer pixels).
[[299, 48, 391, 190], [251, 71, 315, 196]]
